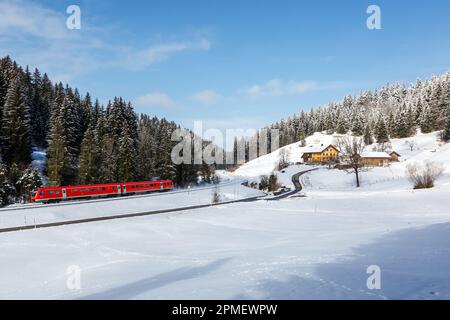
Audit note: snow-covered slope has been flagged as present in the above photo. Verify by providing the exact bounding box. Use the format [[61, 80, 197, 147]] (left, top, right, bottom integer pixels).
[[1, 175, 450, 299], [230, 131, 450, 192], [232, 132, 336, 178], [1, 131, 450, 300]]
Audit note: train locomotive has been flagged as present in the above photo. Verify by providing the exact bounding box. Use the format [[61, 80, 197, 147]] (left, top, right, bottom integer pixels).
[[32, 179, 174, 203]]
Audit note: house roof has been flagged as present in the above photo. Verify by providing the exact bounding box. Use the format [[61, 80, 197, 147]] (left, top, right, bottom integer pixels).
[[390, 151, 401, 156], [360, 151, 391, 159], [302, 144, 339, 154]]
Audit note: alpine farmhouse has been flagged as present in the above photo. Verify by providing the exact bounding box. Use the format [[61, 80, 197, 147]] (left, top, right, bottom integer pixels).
[[301, 144, 340, 164]]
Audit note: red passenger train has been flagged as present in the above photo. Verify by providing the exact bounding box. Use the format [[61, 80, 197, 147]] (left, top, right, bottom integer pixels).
[[32, 179, 174, 203]]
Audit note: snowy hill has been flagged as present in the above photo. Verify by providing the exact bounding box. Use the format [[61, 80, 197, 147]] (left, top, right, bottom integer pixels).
[[1, 130, 450, 299], [229, 131, 450, 192]]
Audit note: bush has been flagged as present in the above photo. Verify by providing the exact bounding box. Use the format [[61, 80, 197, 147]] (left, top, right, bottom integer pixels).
[[268, 173, 281, 192], [406, 161, 444, 189], [259, 173, 281, 192], [211, 186, 222, 204], [259, 175, 269, 191]]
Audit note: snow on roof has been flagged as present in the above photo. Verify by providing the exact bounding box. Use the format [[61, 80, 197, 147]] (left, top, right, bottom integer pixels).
[[302, 144, 336, 154], [361, 151, 391, 159]]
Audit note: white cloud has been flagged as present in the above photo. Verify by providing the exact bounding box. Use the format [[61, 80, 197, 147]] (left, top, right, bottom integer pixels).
[[0, 0, 70, 40], [243, 79, 320, 97], [127, 38, 211, 69], [191, 90, 222, 105], [0, 0, 212, 81], [134, 93, 178, 108]]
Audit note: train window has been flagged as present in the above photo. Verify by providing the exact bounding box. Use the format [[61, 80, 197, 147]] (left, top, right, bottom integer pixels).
[[40, 190, 44, 196], [73, 189, 78, 192], [55, 190, 60, 194], [48, 190, 54, 195]]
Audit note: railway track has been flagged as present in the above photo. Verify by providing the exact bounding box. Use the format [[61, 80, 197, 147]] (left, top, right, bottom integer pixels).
[[0, 179, 242, 212], [0, 194, 261, 234], [0, 170, 317, 234]]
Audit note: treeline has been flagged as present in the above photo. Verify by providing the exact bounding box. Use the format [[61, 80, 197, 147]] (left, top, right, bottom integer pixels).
[[0, 56, 214, 205], [257, 72, 450, 150]]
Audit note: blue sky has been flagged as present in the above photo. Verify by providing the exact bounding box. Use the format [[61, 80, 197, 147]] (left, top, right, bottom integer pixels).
[[1, 0, 450, 132]]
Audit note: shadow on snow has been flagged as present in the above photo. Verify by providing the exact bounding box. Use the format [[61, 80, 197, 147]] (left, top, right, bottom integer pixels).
[[236, 222, 450, 300], [81, 257, 232, 300]]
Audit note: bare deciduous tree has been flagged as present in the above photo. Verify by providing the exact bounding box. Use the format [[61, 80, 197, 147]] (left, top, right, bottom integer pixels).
[[374, 141, 392, 152], [338, 136, 366, 188], [277, 148, 290, 171], [406, 161, 444, 189], [405, 140, 418, 151]]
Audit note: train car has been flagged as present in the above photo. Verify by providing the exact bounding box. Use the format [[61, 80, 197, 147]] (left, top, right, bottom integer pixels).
[[32, 180, 174, 203]]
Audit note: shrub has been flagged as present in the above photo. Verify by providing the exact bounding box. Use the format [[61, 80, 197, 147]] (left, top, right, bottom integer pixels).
[[212, 186, 222, 203], [268, 173, 281, 192], [259, 175, 269, 191], [406, 161, 444, 189]]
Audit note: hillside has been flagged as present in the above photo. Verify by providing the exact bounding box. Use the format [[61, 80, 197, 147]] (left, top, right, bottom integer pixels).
[[2, 131, 450, 299], [230, 131, 450, 193]]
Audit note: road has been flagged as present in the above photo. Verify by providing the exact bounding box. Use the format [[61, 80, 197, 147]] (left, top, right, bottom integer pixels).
[[266, 168, 317, 200]]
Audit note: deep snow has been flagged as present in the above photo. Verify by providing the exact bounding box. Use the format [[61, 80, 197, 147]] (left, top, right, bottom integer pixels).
[[1, 131, 450, 299]]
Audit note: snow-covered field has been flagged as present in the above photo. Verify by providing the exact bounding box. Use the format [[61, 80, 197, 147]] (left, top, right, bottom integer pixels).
[[1, 131, 450, 299], [0, 182, 263, 229]]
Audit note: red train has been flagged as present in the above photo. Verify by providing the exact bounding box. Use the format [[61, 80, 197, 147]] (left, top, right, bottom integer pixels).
[[32, 179, 174, 203]]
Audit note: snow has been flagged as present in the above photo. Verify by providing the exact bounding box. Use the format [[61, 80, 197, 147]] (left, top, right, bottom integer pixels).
[[302, 144, 336, 153], [361, 151, 391, 159], [232, 132, 337, 179], [1, 180, 450, 299], [0, 182, 264, 229], [1, 131, 450, 299]]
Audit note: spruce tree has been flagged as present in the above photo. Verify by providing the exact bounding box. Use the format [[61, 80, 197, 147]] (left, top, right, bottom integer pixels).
[[394, 107, 412, 138], [0, 164, 14, 207], [117, 126, 137, 182], [375, 115, 389, 143], [78, 121, 100, 184], [15, 166, 42, 203], [137, 117, 155, 180], [0, 67, 8, 123], [442, 106, 450, 142], [336, 114, 348, 134], [420, 104, 434, 133], [1, 77, 32, 166], [363, 124, 373, 145], [351, 111, 365, 136], [46, 94, 78, 186]]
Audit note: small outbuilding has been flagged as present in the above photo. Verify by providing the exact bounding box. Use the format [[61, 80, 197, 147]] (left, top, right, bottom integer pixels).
[[389, 151, 401, 162], [359, 152, 391, 167]]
